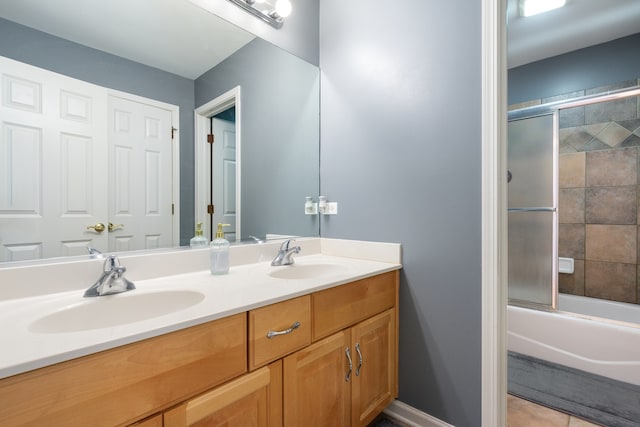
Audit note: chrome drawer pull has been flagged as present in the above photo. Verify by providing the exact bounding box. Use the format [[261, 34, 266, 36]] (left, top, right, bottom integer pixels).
[[266, 321, 301, 339], [345, 347, 353, 382], [355, 342, 363, 376]]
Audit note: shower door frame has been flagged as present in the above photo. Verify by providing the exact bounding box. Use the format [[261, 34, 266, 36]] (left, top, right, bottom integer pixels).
[[507, 85, 640, 313], [507, 110, 560, 311]]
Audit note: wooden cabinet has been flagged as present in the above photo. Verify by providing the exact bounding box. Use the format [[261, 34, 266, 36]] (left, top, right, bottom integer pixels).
[[283, 331, 352, 427], [164, 361, 282, 427], [130, 414, 163, 427], [350, 309, 396, 426], [0, 313, 247, 427], [0, 270, 398, 427], [283, 308, 396, 427], [249, 295, 311, 370], [312, 271, 396, 341]]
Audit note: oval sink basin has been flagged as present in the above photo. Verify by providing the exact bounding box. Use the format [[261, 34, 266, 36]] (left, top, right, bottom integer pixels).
[[29, 290, 205, 334], [268, 263, 348, 280]]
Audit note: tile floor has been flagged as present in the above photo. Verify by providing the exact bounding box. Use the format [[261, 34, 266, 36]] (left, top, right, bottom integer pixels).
[[370, 394, 604, 427], [507, 394, 602, 427]]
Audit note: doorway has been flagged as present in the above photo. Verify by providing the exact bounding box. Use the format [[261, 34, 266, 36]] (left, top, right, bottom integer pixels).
[[195, 86, 242, 242]]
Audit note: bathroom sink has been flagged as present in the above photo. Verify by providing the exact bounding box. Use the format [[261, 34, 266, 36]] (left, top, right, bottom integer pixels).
[[268, 263, 349, 280], [29, 290, 205, 333]]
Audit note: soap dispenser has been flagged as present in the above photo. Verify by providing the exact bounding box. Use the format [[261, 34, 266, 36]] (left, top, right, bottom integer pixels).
[[210, 223, 231, 275], [190, 222, 209, 248]]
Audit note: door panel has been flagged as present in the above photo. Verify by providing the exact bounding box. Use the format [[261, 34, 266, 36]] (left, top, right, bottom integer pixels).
[[351, 309, 396, 427], [0, 56, 108, 261], [508, 211, 555, 306], [108, 95, 173, 252], [283, 331, 351, 427], [164, 362, 282, 427], [507, 114, 555, 208], [211, 117, 236, 241]]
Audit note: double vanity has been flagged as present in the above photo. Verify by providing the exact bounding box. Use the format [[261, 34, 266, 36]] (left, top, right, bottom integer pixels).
[[0, 238, 401, 426]]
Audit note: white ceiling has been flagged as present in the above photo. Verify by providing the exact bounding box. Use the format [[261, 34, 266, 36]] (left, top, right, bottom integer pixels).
[[0, 0, 255, 79], [507, 0, 640, 68], [1, 0, 638, 76]]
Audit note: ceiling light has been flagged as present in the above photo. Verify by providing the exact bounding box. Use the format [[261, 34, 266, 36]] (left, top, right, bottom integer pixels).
[[519, 0, 566, 17], [226, 0, 291, 29], [274, 0, 292, 18]]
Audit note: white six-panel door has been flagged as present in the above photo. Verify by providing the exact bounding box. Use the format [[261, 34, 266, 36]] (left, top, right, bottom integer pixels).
[[0, 56, 108, 261], [211, 117, 236, 242], [0, 57, 177, 262], [108, 95, 174, 252]]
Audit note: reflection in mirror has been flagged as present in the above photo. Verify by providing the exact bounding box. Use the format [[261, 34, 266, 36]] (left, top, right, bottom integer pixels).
[[0, 0, 320, 264]]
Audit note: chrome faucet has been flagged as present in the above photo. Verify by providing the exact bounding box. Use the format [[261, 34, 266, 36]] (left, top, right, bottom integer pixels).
[[271, 239, 301, 266], [84, 255, 136, 297], [86, 246, 104, 259]]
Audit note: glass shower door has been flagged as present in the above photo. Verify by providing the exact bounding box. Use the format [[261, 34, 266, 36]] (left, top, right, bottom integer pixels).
[[507, 112, 557, 308]]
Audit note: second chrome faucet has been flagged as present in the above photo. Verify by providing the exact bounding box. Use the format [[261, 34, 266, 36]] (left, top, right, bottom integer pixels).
[[271, 239, 301, 266]]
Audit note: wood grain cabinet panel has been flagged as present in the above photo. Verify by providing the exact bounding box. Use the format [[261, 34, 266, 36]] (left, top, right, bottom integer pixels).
[[283, 309, 397, 427], [0, 313, 247, 427], [129, 414, 163, 427], [312, 271, 397, 341], [283, 331, 352, 427], [164, 361, 282, 427], [351, 309, 396, 427], [249, 295, 311, 370]]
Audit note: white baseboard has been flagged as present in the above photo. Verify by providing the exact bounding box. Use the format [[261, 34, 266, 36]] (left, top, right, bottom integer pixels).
[[383, 400, 455, 427]]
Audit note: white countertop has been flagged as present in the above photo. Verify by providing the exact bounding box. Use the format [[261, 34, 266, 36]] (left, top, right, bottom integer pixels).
[[0, 238, 401, 379]]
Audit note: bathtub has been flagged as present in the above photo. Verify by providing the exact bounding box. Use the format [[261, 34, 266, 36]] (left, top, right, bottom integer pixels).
[[508, 294, 640, 386]]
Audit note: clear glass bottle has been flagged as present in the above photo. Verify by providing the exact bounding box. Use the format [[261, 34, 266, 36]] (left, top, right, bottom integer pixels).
[[305, 196, 317, 214], [210, 223, 231, 275], [189, 222, 209, 248]]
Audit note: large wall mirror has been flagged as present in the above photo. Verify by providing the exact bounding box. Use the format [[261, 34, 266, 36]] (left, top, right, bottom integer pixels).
[[0, 0, 320, 264]]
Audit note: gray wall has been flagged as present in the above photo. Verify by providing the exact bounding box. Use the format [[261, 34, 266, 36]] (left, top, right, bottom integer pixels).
[[195, 38, 320, 239], [319, 1, 482, 425], [508, 33, 640, 105], [0, 17, 196, 245]]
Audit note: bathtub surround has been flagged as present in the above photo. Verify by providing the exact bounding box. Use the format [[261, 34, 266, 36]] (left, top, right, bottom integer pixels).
[[558, 83, 640, 306], [510, 78, 640, 307], [508, 352, 640, 427]]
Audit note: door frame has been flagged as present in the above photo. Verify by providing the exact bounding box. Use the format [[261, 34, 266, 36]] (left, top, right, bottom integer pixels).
[[194, 86, 242, 241], [481, 0, 507, 425], [107, 89, 181, 248]]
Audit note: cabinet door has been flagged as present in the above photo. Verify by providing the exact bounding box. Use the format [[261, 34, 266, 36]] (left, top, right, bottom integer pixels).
[[164, 361, 282, 427], [283, 331, 351, 427], [129, 414, 163, 427], [351, 309, 396, 427]]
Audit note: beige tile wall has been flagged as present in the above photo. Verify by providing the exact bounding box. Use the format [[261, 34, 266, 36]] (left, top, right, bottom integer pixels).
[[515, 79, 640, 306]]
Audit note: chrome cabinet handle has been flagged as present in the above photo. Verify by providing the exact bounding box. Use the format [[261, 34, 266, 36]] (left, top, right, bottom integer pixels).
[[345, 347, 353, 382], [266, 321, 300, 339], [355, 343, 363, 376]]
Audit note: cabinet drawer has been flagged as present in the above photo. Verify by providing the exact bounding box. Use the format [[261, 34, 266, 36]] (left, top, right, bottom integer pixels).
[[249, 295, 311, 370], [312, 271, 397, 340], [0, 313, 247, 427]]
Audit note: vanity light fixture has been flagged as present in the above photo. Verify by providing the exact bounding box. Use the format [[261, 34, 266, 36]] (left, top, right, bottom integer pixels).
[[226, 0, 292, 29], [519, 0, 566, 17]]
